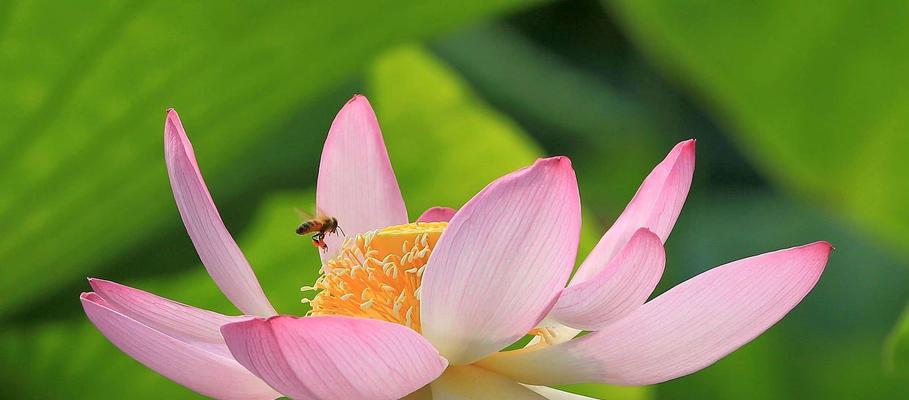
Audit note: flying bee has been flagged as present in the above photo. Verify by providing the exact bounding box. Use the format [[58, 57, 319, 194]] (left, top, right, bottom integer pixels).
[[295, 208, 343, 252]]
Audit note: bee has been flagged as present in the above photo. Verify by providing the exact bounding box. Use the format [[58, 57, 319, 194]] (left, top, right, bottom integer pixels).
[[295, 208, 343, 252]]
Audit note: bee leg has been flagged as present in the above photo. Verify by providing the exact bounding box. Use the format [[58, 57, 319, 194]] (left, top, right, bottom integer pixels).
[[336, 225, 345, 236]]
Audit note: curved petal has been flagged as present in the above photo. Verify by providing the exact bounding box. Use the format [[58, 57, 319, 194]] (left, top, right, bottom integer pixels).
[[165, 109, 276, 317], [81, 294, 280, 400], [551, 229, 665, 330], [221, 316, 447, 400], [316, 95, 408, 261], [421, 157, 581, 365], [571, 140, 694, 284], [89, 278, 248, 357], [430, 365, 546, 399], [524, 386, 598, 400], [477, 242, 831, 386], [416, 206, 457, 223]]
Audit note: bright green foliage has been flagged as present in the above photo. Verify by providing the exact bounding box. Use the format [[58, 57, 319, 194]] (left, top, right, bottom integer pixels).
[[0, 0, 543, 318], [557, 384, 652, 400], [886, 303, 909, 373], [607, 0, 909, 255]]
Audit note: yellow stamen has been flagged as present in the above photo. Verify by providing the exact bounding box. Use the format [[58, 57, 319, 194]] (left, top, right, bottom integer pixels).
[[306, 221, 560, 346], [306, 222, 446, 332], [527, 327, 557, 345]]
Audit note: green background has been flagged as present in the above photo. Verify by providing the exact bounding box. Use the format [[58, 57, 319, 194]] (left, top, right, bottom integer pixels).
[[1, 0, 907, 398]]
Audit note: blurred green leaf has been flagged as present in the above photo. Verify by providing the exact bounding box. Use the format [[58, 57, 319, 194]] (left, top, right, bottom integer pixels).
[[885, 303, 909, 374], [557, 383, 652, 400], [605, 0, 909, 374], [1, 45, 638, 399], [432, 23, 668, 218], [371, 45, 542, 216], [432, 24, 657, 144], [606, 0, 909, 255], [653, 331, 790, 400], [0, 0, 546, 318]]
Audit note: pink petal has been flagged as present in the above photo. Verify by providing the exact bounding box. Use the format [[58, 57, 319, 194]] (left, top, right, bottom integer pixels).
[[88, 278, 247, 357], [316, 95, 408, 260], [165, 109, 276, 317], [551, 229, 665, 330], [429, 365, 547, 399], [477, 242, 831, 386], [571, 140, 694, 284], [81, 294, 280, 400], [421, 157, 581, 364], [221, 316, 447, 400], [416, 206, 457, 223]]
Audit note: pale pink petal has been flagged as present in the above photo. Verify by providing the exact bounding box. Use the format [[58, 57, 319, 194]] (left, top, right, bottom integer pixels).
[[416, 206, 457, 223], [429, 365, 547, 399], [316, 95, 408, 260], [81, 294, 281, 400], [421, 157, 581, 364], [477, 242, 831, 385], [165, 109, 276, 317], [89, 278, 248, 357], [524, 385, 598, 400], [571, 140, 694, 284], [551, 229, 665, 330], [221, 316, 447, 400]]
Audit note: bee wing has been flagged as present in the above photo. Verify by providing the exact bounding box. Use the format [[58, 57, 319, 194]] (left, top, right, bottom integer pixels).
[[294, 207, 315, 221]]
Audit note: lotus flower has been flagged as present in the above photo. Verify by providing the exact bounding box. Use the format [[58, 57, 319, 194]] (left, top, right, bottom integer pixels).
[[81, 95, 831, 400]]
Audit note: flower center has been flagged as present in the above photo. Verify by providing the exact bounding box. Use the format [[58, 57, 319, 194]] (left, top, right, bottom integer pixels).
[[302, 222, 446, 332]]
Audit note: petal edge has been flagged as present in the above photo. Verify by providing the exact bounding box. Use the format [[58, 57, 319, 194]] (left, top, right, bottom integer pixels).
[[421, 157, 581, 364], [571, 140, 694, 284], [221, 316, 447, 400], [551, 228, 665, 330], [417, 206, 457, 223], [165, 109, 276, 317], [478, 241, 831, 386], [81, 294, 280, 400], [316, 95, 409, 261]]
